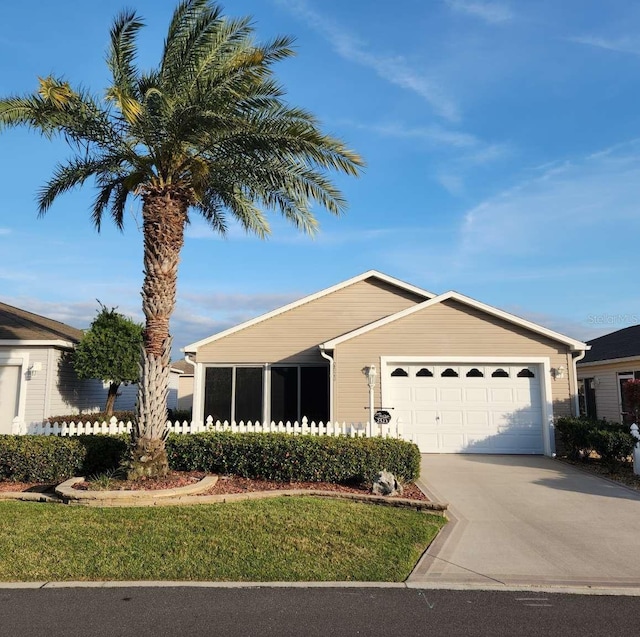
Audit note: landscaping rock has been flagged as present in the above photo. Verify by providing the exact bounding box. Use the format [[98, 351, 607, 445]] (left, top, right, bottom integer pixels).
[[372, 470, 403, 496]]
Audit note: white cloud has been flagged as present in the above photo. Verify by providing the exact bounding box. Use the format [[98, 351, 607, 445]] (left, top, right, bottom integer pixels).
[[569, 35, 640, 56], [445, 0, 513, 24], [278, 0, 460, 121], [459, 139, 640, 258], [0, 228, 10, 236], [365, 122, 478, 148]]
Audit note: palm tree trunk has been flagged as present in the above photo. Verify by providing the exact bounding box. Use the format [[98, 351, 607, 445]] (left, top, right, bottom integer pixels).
[[128, 188, 188, 479]]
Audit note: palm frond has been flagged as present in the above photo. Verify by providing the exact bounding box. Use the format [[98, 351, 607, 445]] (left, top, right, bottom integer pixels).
[[107, 10, 144, 102]]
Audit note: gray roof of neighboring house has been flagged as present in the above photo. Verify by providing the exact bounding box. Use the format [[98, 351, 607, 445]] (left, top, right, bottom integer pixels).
[[0, 301, 84, 343], [581, 325, 640, 364], [170, 358, 195, 374]]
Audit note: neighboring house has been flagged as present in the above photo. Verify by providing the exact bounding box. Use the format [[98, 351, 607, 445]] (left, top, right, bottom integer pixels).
[[0, 301, 137, 434], [576, 325, 640, 424], [184, 270, 588, 455], [170, 358, 194, 413]]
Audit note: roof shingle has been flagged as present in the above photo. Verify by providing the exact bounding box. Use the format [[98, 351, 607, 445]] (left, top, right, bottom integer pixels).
[[581, 325, 640, 364], [0, 301, 83, 343]]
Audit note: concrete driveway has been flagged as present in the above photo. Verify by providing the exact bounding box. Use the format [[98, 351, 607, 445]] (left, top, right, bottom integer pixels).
[[411, 455, 640, 587]]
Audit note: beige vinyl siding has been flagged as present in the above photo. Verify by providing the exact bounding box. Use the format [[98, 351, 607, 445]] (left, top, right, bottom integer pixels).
[[177, 375, 194, 412], [334, 299, 574, 424], [195, 278, 425, 364], [577, 358, 640, 422]]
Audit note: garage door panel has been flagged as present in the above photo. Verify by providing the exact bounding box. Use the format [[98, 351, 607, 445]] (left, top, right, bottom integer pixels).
[[388, 362, 545, 454], [414, 387, 438, 402], [463, 387, 489, 403], [413, 409, 437, 425], [439, 410, 464, 426], [440, 433, 465, 451], [391, 387, 412, 401], [489, 388, 515, 402], [466, 410, 490, 426]]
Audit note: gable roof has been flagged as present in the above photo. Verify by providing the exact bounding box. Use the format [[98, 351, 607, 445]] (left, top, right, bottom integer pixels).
[[171, 359, 195, 374], [320, 290, 589, 352], [579, 325, 640, 364], [0, 301, 83, 345], [183, 270, 435, 352]]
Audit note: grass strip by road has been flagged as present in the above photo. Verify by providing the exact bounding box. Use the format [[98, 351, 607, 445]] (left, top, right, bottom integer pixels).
[[0, 497, 444, 582]]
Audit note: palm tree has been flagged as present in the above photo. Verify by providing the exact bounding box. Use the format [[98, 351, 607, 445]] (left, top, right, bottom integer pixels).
[[0, 0, 363, 478]]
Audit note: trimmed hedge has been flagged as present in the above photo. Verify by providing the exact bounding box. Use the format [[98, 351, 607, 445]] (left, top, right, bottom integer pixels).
[[76, 434, 130, 476], [0, 436, 86, 482], [555, 416, 636, 470], [47, 411, 135, 424], [0, 435, 131, 482], [166, 433, 421, 484], [0, 433, 421, 485]]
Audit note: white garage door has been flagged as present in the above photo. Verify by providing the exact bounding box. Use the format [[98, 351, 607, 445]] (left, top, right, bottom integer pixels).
[[0, 365, 20, 435], [386, 363, 544, 454]]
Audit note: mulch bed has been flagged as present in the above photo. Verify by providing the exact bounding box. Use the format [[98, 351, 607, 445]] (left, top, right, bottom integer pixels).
[[559, 457, 640, 491], [1, 471, 428, 501]]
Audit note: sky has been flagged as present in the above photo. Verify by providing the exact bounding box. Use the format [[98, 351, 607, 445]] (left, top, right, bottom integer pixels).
[[1, 0, 640, 357]]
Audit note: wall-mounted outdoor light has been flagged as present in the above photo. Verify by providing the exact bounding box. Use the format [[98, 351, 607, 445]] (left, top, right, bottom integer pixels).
[[551, 365, 566, 380], [364, 364, 377, 389], [27, 362, 42, 379]]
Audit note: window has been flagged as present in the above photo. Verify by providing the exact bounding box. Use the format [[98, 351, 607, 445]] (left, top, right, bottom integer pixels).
[[441, 368, 458, 377], [204, 367, 233, 422], [271, 367, 298, 423], [301, 366, 329, 423], [391, 367, 409, 377], [617, 371, 640, 425], [466, 368, 484, 377], [416, 368, 433, 377], [235, 368, 263, 422], [271, 365, 329, 423], [492, 368, 509, 378], [204, 366, 263, 423], [204, 365, 329, 424], [517, 368, 535, 378]]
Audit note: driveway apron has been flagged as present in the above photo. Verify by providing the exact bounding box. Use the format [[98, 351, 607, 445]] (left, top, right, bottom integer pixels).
[[411, 455, 640, 587]]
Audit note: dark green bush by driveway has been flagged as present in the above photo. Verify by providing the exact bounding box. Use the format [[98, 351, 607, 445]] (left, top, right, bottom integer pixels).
[[556, 416, 636, 471]]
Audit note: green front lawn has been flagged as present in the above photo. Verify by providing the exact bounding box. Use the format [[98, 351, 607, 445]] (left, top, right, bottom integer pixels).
[[0, 498, 444, 582]]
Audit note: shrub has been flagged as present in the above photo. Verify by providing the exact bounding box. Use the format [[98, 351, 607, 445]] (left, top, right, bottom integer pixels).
[[555, 417, 594, 460], [589, 429, 636, 472], [76, 434, 130, 476], [167, 409, 192, 423], [47, 411, 135, 424], [0, 436, 86, 482], [166, 433, 421, 484]]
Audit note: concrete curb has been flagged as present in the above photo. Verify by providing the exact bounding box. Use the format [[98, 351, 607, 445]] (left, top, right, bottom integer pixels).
[[1, 580, 639, 596], [2, 477, 448, 511], [0, 491, 62, 504], [55, 475, 219, 503]]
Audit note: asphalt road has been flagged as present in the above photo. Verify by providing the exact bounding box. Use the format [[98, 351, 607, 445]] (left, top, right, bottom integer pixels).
[[0, 587, 637, 637]]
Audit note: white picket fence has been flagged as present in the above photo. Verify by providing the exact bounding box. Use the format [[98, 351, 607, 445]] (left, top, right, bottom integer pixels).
[[27, 415, 402, 439]]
